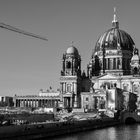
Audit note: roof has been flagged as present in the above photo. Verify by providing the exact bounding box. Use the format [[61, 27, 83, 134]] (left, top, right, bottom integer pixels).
[[66, 46, 79, 56], [94, 28, 134, 53]]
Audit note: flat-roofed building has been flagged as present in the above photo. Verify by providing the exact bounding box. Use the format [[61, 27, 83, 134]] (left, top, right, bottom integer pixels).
[[14, 89, 61, 108]]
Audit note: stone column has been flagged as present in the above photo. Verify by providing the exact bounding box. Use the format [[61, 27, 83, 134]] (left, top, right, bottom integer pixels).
[[30, 100, 32, 107], [116, 58, 118, 70], [70, 97, 73, 108], [26, 100, 28, 107], [19, 99, 21, 107], [75, 82, 77, 94], [21, 99, 24, 107], [120, 58, 122, 69], [27, 100, 29, 107], [28, 100, 30, 107], [33, 100, 35, 108], [36, 100, 39, 108], [73, 82, 77, 107], [20, 100, 22, 107], [63, 83, 65, 92], [106, 58, 108, 70], [110, 58, 113, 70], [72, 82, 74, 92], [24, 100, 26, 107], [65, 82, 67, 92], [23, 100, 25, 107], [74, 95, 77, 108], [63, 98, 66, 108], [97, 97, 100, 110]]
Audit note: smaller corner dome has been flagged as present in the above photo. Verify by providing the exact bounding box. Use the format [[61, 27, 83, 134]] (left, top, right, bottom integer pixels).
[[131, 48, 140, 61], [131, 55, 140, 61], [66, 46, 79, 56]]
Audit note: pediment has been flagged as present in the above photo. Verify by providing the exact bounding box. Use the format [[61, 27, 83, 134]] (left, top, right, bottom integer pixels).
[[63, 92, 73, 97], [95, 89, 106, 95], [65, 92, 72, 95]]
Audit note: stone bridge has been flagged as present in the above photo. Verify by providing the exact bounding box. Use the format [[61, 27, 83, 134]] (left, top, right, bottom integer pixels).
[[120, 111, 140, 123]]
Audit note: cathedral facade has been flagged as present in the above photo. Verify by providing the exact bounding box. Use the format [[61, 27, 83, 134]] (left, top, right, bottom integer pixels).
[[14, 10, 140, 112], [60, 10, 140, 111]]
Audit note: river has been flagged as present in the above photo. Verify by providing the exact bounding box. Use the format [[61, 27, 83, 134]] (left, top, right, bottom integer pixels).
[[48, 124, 140, 140]]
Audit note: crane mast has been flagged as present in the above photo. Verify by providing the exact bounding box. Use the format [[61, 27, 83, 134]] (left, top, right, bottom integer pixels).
[[0, 23, 48, 41]]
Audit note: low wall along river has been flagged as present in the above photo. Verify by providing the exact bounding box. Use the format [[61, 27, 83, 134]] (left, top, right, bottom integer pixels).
[[0, 118, 120, 140]]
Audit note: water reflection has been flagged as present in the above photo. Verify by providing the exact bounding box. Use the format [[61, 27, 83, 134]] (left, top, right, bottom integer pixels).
[[49, 124, 140, 140]]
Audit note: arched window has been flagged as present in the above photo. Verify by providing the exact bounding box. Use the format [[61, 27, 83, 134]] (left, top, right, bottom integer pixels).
[[133, 67, 138, 74], [123, 83, 128, 91], [86, 97, 89, 101], [67, 84, 71, 92], [67, 61, 71, 69]]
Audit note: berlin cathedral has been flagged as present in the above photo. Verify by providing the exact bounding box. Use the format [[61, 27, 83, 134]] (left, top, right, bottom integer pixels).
[[60, 9, 140, 111], [14, 10, 140, 113]]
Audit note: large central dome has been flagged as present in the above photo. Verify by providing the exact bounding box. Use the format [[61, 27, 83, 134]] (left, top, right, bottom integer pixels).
[[88, 9, 136, 77], [94, 12, 135, 54], [94, 27, 135, 53]]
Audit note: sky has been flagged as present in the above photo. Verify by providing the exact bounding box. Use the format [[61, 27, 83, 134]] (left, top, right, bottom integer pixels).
[[0, 0, 139, 96]]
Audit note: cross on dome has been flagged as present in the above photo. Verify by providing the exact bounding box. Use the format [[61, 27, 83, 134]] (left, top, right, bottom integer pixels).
[[113, 7, 117, 22], [112, 7, 119, 28]]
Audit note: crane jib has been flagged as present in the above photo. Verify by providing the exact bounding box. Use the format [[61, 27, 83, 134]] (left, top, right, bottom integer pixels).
[[0, 23, 48, 41]]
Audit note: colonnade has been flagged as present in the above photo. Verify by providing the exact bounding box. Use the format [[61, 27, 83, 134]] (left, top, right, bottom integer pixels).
[[104, 57, 130, 70], [105, 57, 122, 70], [15, 98, 60, 108]]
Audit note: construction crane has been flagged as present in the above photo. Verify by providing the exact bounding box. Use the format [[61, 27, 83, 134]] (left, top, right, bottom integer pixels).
[[0, 22, 48, 41]]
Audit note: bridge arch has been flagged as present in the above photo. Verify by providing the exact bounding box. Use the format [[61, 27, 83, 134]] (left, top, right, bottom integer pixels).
[[124, 117, 136, 124], [121, 111, 140, 123]]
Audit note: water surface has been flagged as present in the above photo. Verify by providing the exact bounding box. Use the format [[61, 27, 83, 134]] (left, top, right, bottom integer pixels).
[[48, 124, 140, 140]]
